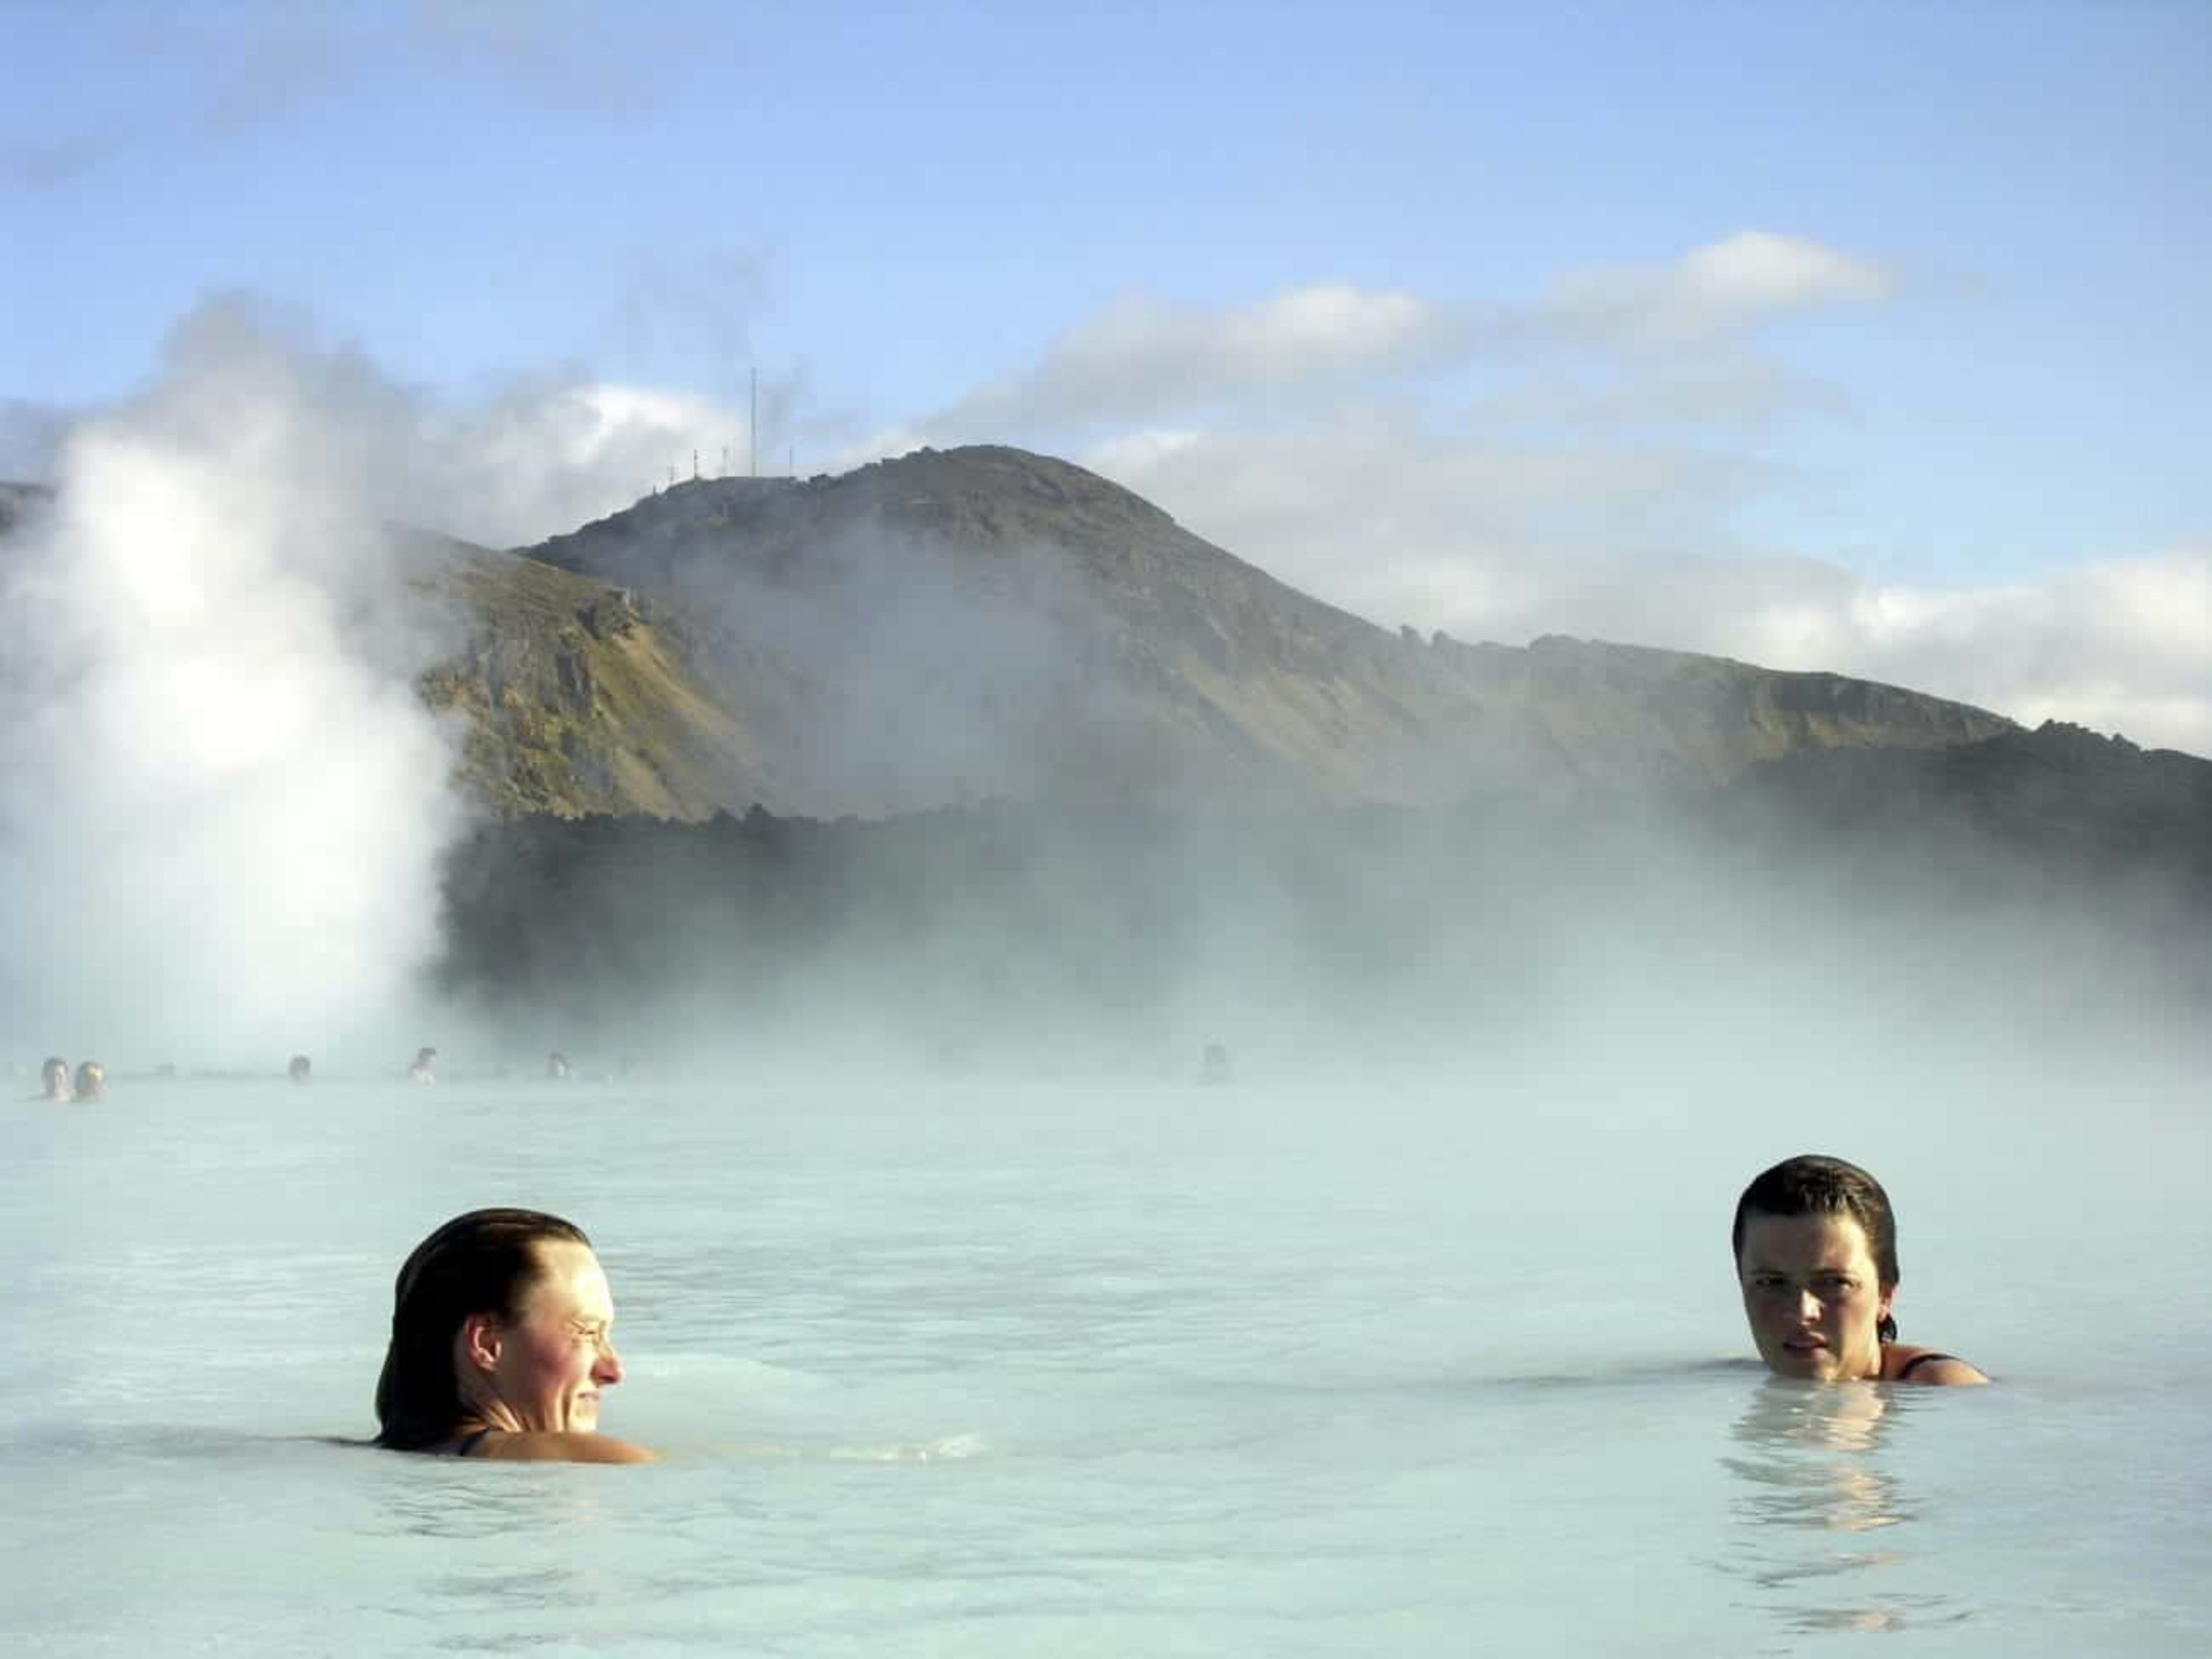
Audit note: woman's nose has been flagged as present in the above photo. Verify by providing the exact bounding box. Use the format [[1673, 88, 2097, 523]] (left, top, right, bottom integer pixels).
[[1796, 1289, 1824, 1323], [593, 1341, 623, 1385]]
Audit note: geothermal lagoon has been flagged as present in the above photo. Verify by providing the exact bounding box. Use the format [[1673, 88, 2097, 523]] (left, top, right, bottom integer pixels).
[[6, 1061, 2206, 1656]]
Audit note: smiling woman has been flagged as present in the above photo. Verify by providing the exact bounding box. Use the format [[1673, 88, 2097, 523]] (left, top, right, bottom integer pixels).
[[1731, 1156, 1988, 1386], [374, 1207, 658, 1461]]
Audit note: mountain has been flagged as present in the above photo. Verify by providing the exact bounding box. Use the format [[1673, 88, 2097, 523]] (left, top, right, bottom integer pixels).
[[0, 447, 2020, 820], [495, 445, 2012, 818]]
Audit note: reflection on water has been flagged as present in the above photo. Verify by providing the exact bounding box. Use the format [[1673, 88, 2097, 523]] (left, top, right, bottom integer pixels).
[[1719, 1381, 1969, 1637], [368, 1461, 613, 1544]]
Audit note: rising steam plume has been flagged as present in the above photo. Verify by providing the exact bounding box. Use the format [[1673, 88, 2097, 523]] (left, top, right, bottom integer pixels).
[[0, 304, 464, 1066]]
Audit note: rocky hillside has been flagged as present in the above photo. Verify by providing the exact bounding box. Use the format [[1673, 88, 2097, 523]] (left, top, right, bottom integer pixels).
[[415, 540, 768, 820], [503, 445, 2011, 817]]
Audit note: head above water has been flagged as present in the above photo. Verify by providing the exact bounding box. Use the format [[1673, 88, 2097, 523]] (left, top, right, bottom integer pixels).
[[374, 1207, 598, 1450], [40, 1057, 71, 1100], [288, 1055, 311, 1084], [1733, 1154, 1901, 1368], [73, 1060, 104, 1101]]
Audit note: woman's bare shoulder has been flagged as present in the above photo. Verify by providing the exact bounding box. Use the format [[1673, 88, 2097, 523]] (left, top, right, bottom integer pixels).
[[1884, 1344, 1990, 1386], [474, 1431, 660, 1463]]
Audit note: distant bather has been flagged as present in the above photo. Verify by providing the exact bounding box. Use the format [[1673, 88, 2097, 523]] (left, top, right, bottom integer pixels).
[[546, 1051, 571, 1081], [407, 1047, 438, 1086], [73, 1060, 105, 1102], [289, 1055, 312, 1085], [1198, 1041, 1234, 1087], [39, 1057, 73, 1102]]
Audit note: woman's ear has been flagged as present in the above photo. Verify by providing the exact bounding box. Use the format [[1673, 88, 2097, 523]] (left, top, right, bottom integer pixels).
[[1877, 1283, 1897, 1324], [460, 1313, 504, 1373]]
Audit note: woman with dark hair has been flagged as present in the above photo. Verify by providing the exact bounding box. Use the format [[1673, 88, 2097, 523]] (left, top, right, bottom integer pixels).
[[1732, 1156, 1986, 1385], [375, 1208, 657, 1460], [38, 1058, 73, 1101]]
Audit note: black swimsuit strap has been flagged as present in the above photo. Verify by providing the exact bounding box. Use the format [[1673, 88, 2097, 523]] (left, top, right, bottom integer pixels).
[[454, 1426, 497, 1457], [1895, 1351, 1958, 1379]]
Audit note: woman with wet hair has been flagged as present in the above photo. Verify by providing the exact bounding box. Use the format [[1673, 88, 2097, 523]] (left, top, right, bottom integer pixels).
[[73, 1060, 105, 1101], [1732, 1155, 1987, 1385], [374, 1207, 656, 1461], [38, 1058, 73, 1101]]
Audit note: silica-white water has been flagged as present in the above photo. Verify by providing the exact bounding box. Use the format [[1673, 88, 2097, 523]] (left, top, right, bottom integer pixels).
[[5, 1062, 2207, 1656]]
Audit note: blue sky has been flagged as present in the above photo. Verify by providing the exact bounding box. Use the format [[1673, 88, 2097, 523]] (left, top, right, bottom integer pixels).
[[6, 0, 2208, 749]]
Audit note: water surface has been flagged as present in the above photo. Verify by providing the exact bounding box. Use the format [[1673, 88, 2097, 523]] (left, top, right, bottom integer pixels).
[[5, 1070, 2206, 1654]]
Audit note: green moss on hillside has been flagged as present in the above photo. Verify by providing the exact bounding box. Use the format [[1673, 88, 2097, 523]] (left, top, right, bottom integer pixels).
[[419, 548, 762, 819]]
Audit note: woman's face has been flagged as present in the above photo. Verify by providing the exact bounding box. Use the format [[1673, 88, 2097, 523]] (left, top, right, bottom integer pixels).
[[1736, 1210, 1895, 1382], [482, 1241, 625, 1432]]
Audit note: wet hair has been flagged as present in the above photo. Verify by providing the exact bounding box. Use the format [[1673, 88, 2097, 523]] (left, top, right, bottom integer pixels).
[[1732, 1154, 1901, 1343], [40, 1057, 71, 1097], [373, 1208, 592, 1450], [288, 1055, 311, 1083], [72, 1060, 103, 1100]]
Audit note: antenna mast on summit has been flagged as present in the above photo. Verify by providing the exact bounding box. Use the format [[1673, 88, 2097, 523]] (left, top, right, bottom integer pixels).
[[749, 367, 758, 478]]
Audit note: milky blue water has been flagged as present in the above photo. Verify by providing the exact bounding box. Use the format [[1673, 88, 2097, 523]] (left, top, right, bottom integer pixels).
[[5, 1066, 2207, 1655]]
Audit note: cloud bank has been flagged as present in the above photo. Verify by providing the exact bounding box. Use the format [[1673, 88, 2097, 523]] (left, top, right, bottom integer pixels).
[[933, 282, 1465, 433]]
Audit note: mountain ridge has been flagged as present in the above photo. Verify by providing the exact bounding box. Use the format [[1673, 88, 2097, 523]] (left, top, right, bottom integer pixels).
[[0, 448, 2046, 820], [492, 444, 2014, 816]]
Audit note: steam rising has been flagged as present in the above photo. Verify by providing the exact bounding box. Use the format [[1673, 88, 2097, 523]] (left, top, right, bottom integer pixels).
[[0, 308, 464, 1063], [0, 295, 801, 1067]]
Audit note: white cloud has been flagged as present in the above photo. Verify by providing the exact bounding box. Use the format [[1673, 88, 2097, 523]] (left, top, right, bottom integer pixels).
[[15, 314, 765, 550], [1810, 552, 2212, 753], [1475, 346, 1856, 437], [931, 282, 1463, 435], [1533, 229, 1894, 349], [419, 378, 756, 546]]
